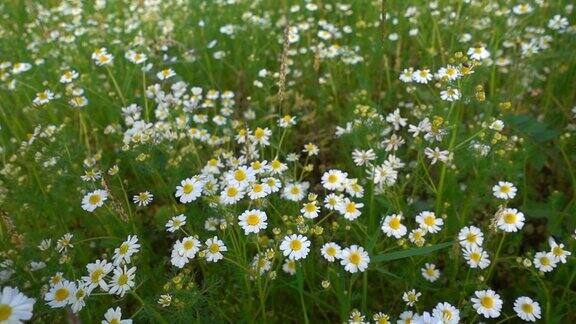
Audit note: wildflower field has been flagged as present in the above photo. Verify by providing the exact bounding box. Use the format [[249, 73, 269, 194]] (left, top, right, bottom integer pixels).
[[0, 0, 575, 323]]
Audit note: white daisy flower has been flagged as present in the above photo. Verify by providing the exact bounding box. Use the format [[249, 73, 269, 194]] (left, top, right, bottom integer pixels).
[[83, 259, 113, 291], [102, 307, 132, 324], [238, 209, 268, 235], [301, 201, 320, 219], [175, 177, 204, 203], [204, 236, 227, 262], [492, 181, 517, 200], [133, 191, 153, 206], [432, 302, 460, 324], [471, 289, 503, 319], [45, 280, 75, 308], [166, 214, 187, 233], [421, 263, 440, 282], [282, 258, 297, 275], [463, 245, 490, 269], [496, 208, 525, 232], [280, 234, 311, 260], [549, 237, 571, 263], [381, 213, 407, 239], [458, 226, 484, 249], [109, 266, 136, 297], [513, 296, 541, 322], [533, 251, 557, 273], [320, 242, 342, 262], [0, 286, 35, 323], [81, 189, 108, 212], [113, 235, 140, 265], [321, 169, 347, 191], [336, 198, 363, 221], [415, 211, 443, 233], [340, 245, 370, 273]]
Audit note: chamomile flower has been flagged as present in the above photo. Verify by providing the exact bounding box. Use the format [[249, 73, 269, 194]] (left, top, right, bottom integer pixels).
[[340, 245, 370, 273], [133, 191, 153, 206], [102, 307, 132, 324], [238, 209, 268, 234], [351, 149, 376, 166], [109, 266, 136, 297], [93, 48, 114, 66], [83, 259, 113, 291], [463, 246, 490, 269], [402, 289, 421, 307], [323, 193, 343, 210], [301, 201, 320, 219], [81, 189, 108, 212], [416, 211, 443, 233], [248, 182, 270, 200], [381, 213, 407, 238], [458, 226, 484, 249], [166, 214, 187, 233], [321, 242, 342, 262], [45, 280, 75, 308], [113, 235, 140, 265], [513, 296, 541, 322], [413, 69, 433, 83], [549, 237, 571, 263], [432, 302, 460, 324], [496, 208, 525, 232], [175, 177, 204, 203], [33, 89, 55, 106], [467, 46, 490, 60], [533, 251, 557, 273], [226, 166, 256, 188], [252, 127, 272, 145], [421, 263, 440, 282], [282, 258, 297, 275], [336, 198, 363, 221], [321, 169, 347, 191], [204, 236, 227, 262], [157, 68, 175, 80], [409, 228, 427, 247], [492, 181, 517, 200], [220, 184, 245, 205], [471, 289, 502, 318], [440, 87, 461, 101], [282, 182, 309, 202], [60, 70, 79, 83], [178, 236, 201, 259], [0, 286, 35, 323], [71, 281, 93, 313], [280, 234, 311, 260]]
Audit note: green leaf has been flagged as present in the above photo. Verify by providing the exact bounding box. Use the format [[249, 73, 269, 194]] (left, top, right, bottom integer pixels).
[[373, 241, 453, 263]]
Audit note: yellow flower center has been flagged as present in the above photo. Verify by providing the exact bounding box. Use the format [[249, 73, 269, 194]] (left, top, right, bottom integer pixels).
[[253, 184, 264, 193], [0, 304, 12, 321], [183, 183, 194, 194], [481, 296, 494, 308], [89, 194, 101, 205], [290, 240, 303, 251], [349, 252, 361, 265], [183, 240, 195, 250], [55, 288, 70, 301], [227, 187, 238, 197], [234, 170, 246, 181], [553, 246, 563, 257], [345, 203, 356, 213], [254, 128, 265, 139], [470, 252, 481, 262], [466, 233, 477, 243], [326, 247, 336, 256], [290, 187, 300, 195], [540, 256, 550, 266], [117, 273, 129, 286], [500, 185, 510, 193], [521, 303, 534, 313], [119, 243, 129, 255], [305, 203, 316, 213], [209, 243, 220, 253], [424, 215, 435, 226], [504, 213, 516, 224], [91, 269, 103, 283], [246, 214, 259, 226], [389, 217, 401, 230], [271, 160, 282, 169]]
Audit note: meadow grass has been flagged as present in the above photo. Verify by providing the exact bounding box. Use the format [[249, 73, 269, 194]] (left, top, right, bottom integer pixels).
[[0, 0, 575, 323]]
